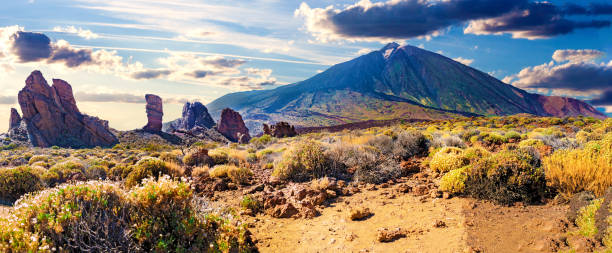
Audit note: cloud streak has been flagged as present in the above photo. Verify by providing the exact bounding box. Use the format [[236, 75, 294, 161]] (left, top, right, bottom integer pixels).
[[296, 0, 612, 42], [505, 49, 612, 108]]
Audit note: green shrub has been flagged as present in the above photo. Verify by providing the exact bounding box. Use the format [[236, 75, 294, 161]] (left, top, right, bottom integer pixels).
[[159, 151, 181, 164], [240, 195, 261, 212], [125, 157, 172, 188], [464, 146, 546, 205], [0, 178, 255, 252], [108, 163, 132, 181], [129, 177, 254, 252], [209, 149, 229, 165], [439, 166, 468, 194], [273, 140, 329, 181], [42, 160, 85, 187], [182, 147, 212, 167], [27, 155, 50, 165], [575, 198, 603, 237], [0, 167, 43, 204], [429, 147, 468, 173], [84, 165, 107, 180]]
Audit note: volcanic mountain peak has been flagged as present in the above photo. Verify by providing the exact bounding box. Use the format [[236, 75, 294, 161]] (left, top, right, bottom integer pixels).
[[207, 43, 605, 134]]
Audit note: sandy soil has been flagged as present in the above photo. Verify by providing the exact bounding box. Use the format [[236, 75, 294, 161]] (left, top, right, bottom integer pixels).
[[244, 186, 469, 253], [464, 200, 570, 253]]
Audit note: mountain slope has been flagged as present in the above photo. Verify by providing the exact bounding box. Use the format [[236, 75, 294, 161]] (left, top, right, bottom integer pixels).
[[208, 43, 605, 132]]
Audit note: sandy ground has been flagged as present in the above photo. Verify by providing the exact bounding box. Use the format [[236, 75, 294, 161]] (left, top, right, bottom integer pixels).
[[245, 186, 469, 253]]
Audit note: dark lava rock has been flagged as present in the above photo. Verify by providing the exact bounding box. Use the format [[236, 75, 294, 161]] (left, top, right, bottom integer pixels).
[[217, 108, 250, 143], [143, 94, 163, 132]]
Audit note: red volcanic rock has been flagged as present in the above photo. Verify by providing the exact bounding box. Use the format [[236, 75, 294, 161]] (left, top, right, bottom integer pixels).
[[143, 94, 163, 132], [217, 108, 250, 143], [536, 95, 607, 119], [8, 108, 21, 130], [262, 121, 297, 138], [17, 70, 118, 148]]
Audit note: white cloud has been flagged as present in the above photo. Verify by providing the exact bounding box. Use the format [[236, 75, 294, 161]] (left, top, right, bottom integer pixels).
[[453, 57, 474, 66], [552, 49, 605, 63], [53, 26, 99, 39]]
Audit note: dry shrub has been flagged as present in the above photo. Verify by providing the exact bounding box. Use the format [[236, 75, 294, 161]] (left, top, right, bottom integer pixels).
[[209, 164, 252, 184], [392, 130, 429, 159], [0, 178, 255, 252], [465, 146, 546, 205], [125, 157, 175, 188], [182, 147, 212, 167], [42, 159, 85, 187], [0, 166, 43, 204], [191, 166, 209, 179], [544, 132, 612, 197], [273, 140, 329, 182]]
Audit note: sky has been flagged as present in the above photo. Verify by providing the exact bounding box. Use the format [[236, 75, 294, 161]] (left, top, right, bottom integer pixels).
[[0, 0, 611, 132]]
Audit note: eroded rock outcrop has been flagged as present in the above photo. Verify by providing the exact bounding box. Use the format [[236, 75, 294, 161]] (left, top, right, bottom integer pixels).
[[143, 94, 163, 132], [8, 108, 21, 130], [17, 71, 118, 148], [217, 108, 250, 143], [263, 121, 297, 138], [164, 102, 215, 132]]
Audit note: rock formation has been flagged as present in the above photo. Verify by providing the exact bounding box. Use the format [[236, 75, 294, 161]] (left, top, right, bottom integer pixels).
[[8, 108, 21, 130], [164, 102, 215, 132], [263, 122, 297, 138], [217, 108, 250, 143], [143, 94, 163, 132], [17, 70, 118, 148]]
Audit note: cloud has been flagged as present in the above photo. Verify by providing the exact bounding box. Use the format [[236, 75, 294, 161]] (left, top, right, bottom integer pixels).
[[508, 60, 612, 91], [453, 57, 474, 66], [10, 31, 52, 62], [295, 0, 612, 42], [0, 26, 277, 90], [552, 49, 605, 63], [53, 26, 99, 39], [464, 2, 611, 39], [506, 50, 612, 107], [130, 69, 172, 80], [75, 92, 189, 104], [589, 90, 612, 106], [0, 96, 16, 104]]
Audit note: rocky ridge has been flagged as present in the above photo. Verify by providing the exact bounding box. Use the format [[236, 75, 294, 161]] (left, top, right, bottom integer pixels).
[[16, 71, 118, 148]]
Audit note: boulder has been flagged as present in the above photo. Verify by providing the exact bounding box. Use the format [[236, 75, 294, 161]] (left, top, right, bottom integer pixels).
[[143, 94, 163, 132], [8, 108, 21, 130], [17, 71, 118, 148], [262, 121, 297, 138], [164, 101, 215, 132], [217, 108, 250, 143]]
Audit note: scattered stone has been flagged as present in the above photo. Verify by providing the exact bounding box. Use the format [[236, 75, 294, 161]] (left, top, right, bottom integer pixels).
[[269, 203, 299, 218], [376, 227, 406, 242], [565, 236, 596, 253], [397, 184, 411, 193], [262, 122, 297, 138], [430, 190, 442, 199], [432, 220, 446, 228], [244, 184, 265, 194], [413, 185, 429, 196], [17, 71, 118, 148], [143, 94, 163, 132], [217, 108, 251, 143], [442, 192, 451, 199], [345, 233, 357, 242], [349, 207, 373, 221]]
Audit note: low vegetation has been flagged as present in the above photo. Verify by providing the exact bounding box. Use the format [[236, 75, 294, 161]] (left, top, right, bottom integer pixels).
[[0, 115, 609, 251]]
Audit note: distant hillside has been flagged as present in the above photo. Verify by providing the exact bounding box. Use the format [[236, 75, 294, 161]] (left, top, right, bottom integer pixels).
[[208, 43, 605, 133]]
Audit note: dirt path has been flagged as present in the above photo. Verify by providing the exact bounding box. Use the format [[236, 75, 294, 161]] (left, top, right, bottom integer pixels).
[[245, 187, 469, 253], [464, 200, 570, 253]]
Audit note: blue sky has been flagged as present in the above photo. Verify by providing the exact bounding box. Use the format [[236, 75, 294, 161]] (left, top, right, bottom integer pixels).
[[0, 0, 611, 131]]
